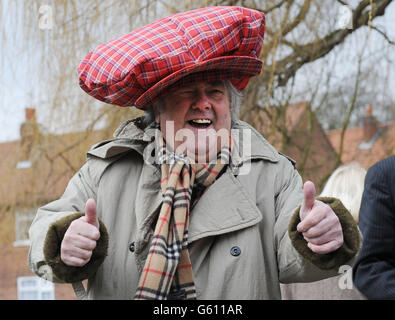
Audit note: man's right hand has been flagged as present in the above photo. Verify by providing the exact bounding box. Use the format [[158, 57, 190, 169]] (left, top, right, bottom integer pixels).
[[61, 199, 100, 267]]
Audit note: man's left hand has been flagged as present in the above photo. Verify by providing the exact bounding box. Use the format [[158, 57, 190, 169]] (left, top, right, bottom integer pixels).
[[297, 181, 344, 254]]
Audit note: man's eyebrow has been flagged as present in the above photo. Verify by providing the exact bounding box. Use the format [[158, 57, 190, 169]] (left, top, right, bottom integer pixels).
[[182, 80, 225, 88], [170, 80, 225, 92], [207, 80, 225, 87]]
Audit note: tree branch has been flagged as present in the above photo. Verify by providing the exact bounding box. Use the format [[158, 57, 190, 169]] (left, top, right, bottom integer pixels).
[[263, 0, 392, 87], [370, 24, 395, 45], [264, 0, 289, 13], [318, 39, 366, 188], [281, 0, 312, 37], [336, 0, 349, 6]]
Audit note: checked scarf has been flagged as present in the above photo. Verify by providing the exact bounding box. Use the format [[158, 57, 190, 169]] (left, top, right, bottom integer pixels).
[[135, 138, 230, 300]]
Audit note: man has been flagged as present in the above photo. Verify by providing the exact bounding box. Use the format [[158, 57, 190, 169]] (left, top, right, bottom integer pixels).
[[28, 6, 360, 300], [353, 155, 395, 299]]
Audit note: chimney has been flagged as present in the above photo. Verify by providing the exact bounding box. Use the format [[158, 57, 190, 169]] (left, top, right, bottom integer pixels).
[[362, 104, 378, 142], [19, 108, 39, 162], [25, 108, 36, 122]]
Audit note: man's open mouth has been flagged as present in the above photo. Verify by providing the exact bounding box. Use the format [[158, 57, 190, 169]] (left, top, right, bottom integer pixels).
[[188, 119, 213, 128]]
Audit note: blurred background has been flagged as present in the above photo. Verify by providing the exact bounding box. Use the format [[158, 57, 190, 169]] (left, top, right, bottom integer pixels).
[[0, 0, 394, 299]]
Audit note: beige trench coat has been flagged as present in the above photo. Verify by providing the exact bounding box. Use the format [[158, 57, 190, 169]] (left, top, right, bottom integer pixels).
[[28, 119, 350, 299]]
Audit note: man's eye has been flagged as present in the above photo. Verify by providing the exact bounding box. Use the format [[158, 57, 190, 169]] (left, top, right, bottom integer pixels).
[[178, 90, 195, 96], [210, 89, 224, 95]]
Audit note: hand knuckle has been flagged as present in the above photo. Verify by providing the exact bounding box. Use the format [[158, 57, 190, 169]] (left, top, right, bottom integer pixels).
[[62, 248, 70, 257], [66, 233, 76, 242], [60, 253, 68, 264], [64, 258, 72, 266], [331, 214, 340, 223], [82, 249, 91, 258], [93, 231, 100, 240], [76, 260, 85, 267], [309, 238, 319, 245], [90, 240, 97, 250], [308, 228, 320, 238], [310, 217, 318, 225], [62, 246, 72, 256], [314, 246, 324, 254], [318, 244, 330, 253], [63, 232, 72, 242], [70, 219, 80, 228], [76, 256, 87, 266]]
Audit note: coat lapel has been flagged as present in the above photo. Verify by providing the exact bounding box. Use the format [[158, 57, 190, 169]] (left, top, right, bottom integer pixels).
[[133, 162, 162, 247]]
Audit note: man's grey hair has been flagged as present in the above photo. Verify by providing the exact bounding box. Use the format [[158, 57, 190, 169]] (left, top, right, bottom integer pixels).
[[141, 80, 243, 127]]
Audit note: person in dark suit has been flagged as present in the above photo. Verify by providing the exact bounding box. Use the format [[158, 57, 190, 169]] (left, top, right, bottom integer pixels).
[[353, 155, 395, 299]]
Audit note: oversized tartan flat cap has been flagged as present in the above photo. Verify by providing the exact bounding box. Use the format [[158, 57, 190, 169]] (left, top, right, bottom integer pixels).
[[78, 6, 266, 109]]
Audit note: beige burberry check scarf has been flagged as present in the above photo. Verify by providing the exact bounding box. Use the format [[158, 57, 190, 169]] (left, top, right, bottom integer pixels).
[[135, 138, 230, 300]]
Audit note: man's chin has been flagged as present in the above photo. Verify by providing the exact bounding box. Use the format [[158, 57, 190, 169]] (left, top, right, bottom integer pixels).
[[185, 146, 222, 164]]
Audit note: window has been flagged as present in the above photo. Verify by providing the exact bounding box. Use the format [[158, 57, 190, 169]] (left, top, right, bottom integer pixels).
[[16, 160, 32, 169], [14, 208, 36, 247], [17, 276, 55, 300]]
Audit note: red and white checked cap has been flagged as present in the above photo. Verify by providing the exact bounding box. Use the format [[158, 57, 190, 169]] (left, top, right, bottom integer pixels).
[[78, 6, 266, 109]]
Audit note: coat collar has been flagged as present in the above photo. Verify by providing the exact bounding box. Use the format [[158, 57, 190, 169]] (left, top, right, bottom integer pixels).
[[87, 117, 280, 169]]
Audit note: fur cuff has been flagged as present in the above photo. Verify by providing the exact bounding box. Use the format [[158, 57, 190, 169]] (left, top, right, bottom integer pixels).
[[288, 197, 361, 270], [43, 212, 109, 283]]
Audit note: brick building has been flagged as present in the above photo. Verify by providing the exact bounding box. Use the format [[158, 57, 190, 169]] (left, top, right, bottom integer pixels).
[[252, 102, 394, 190], [0, 108, 112, 299], [326, 105, 395, 170], [252, 101, 339, 191]]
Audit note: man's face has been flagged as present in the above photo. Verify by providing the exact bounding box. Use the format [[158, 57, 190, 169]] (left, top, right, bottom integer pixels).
[[155, 80, 232, 162]]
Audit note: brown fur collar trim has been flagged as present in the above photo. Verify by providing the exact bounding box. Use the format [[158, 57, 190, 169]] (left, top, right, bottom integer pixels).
[[288, 197, 361, 270], [43, 212, 109, 283]]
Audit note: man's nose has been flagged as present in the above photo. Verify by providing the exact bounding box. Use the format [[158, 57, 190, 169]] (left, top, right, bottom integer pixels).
[[192, 93, 211, 111]]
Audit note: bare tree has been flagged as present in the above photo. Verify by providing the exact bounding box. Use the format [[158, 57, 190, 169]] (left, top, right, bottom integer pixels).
[[0, 0, 394, 212]]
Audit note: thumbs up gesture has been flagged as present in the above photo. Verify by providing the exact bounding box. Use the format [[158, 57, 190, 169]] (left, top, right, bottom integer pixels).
[[297, 181, 344, 254], [61, 199, 101, 267]]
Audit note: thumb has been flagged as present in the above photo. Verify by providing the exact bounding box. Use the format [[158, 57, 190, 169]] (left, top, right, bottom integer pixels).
[[300, 181, 316, 220], [84, 198, 99, 228]]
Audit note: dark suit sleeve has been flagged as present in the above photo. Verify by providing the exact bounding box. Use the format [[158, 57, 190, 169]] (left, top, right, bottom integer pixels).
[[353, 156, 395, 299]]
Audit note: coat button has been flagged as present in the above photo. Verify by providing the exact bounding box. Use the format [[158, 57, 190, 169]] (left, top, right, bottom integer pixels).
[[230, 246, 241, 257], [129, 242, 135, 253]]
